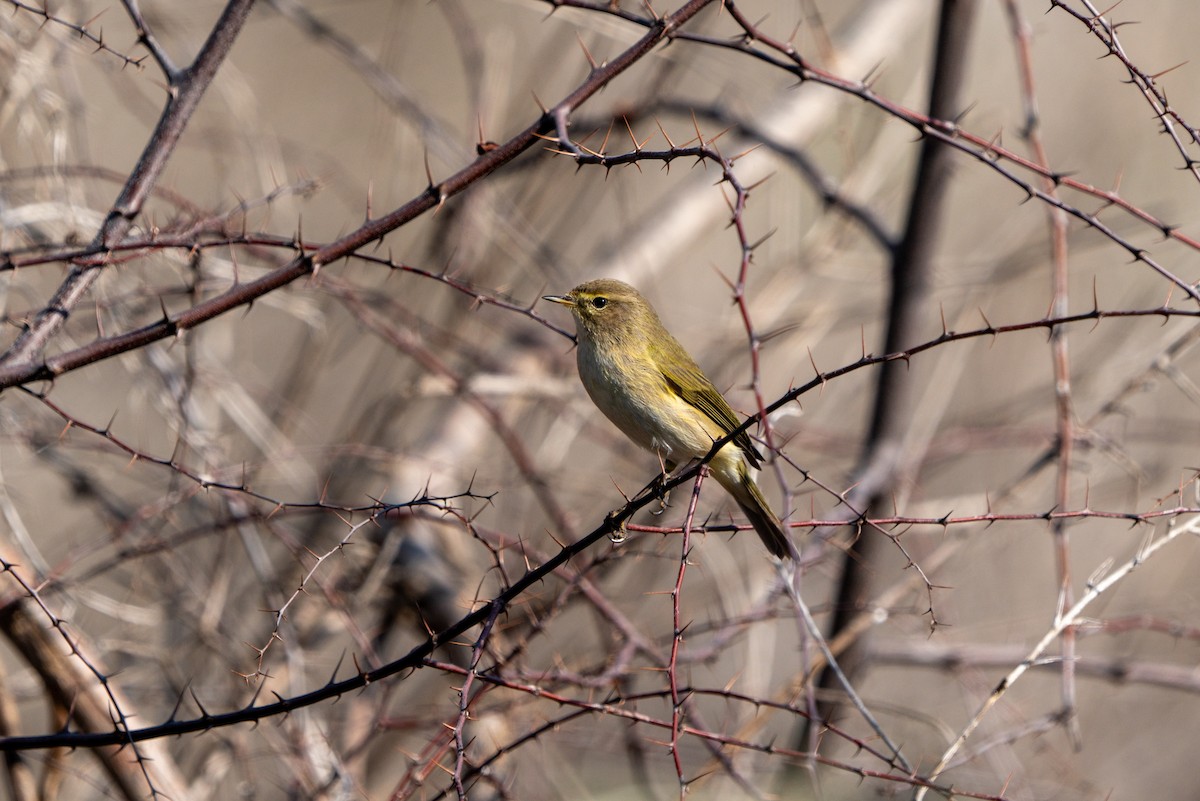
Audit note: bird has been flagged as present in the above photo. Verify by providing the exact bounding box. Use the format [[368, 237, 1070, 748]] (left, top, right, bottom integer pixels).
[[543, 278, 792, 559]]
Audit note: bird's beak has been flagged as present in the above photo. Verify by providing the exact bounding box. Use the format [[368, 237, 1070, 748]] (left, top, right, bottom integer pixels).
[[542, 293, 574, 307]]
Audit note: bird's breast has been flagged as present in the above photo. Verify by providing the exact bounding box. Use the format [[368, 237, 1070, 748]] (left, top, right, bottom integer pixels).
[[575, 339, 722, 464]]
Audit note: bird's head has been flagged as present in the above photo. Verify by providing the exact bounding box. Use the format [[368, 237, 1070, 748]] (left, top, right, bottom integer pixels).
[[543, 278, 660, 345]]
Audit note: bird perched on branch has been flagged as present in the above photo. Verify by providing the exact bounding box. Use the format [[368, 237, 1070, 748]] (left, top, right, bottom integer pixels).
[[544, 278, 791, 559]]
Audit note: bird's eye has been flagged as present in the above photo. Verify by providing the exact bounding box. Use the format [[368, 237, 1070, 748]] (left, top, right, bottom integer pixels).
[[591, 297, 608, 309]]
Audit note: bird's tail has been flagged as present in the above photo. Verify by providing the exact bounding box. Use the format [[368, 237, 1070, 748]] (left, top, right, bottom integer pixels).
[[717, 461, 793, 560]]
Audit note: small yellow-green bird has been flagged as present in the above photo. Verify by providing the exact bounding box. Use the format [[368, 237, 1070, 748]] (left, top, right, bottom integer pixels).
[[544, 278, 792, 559]]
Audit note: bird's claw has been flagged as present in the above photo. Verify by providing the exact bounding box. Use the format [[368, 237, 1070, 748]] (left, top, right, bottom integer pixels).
[[649, 487, 671, 515]]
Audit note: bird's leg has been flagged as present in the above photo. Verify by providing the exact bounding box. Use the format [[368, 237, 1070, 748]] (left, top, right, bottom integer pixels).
[[648, 457, 677, 515], [609, 455, 677, 544], [626, 456, 674, 517], [631, 471, 668, 508]]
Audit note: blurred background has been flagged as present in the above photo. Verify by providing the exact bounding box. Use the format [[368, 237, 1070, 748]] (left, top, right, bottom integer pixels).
[[1, 0, 1199, 799]]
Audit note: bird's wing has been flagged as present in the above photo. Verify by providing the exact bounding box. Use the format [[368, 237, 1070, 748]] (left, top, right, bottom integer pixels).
[[659, 358, 764, 468]]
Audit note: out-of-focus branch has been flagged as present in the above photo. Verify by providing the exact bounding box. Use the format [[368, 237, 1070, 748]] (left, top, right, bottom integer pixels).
[[1050, 0, 1200, 187], [0, 582, 189, 799], [0, 300, 1188, 753], [0, 456, 692, 753], [1003, 0, 1081, 749], [0, 0, 257, 373], [0, 667, 35, 801], [870, 638, 1200, 696], [0, 0, 718, 392], [119, 0, 178, 77], [264, 0, 461, 164], [913, 510, 1200, 800], [4, 1, 148, 68], [583, 0, 923, 281], [810, 0, 977, 748]]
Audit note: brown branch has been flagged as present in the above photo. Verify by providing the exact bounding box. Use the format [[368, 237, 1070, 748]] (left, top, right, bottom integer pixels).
[[1003, 0, 1081, 749], [0, 0, 258, 374], [1049, 0, 1200, 186], [0, 564, 189, 798], [0, 0, 718, 392], [4, 0, 149, 68]]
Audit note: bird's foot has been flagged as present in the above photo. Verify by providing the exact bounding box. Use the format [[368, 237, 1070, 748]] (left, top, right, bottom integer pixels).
[[648, 472, 672, 515]]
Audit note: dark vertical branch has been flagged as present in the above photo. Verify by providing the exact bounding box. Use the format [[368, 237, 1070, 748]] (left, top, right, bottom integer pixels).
[[813, 0, 978, 737]]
